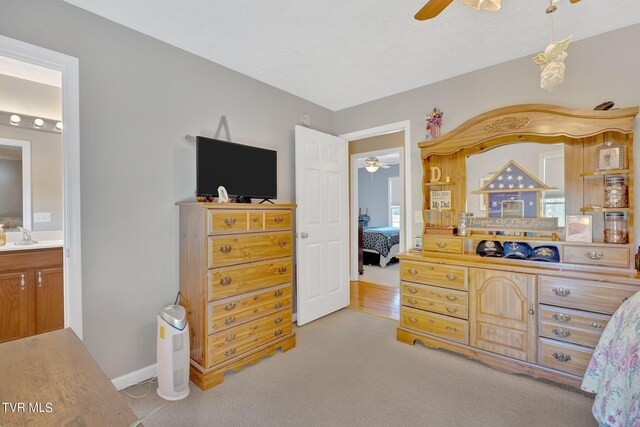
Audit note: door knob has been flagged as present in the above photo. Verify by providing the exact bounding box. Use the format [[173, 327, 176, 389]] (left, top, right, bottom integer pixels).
[[301, 232, 309, 239]]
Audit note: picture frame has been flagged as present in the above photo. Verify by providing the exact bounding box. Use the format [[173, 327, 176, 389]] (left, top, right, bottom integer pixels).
[[596, 142, 624, 171], [501, 200, 524, 218], [566, 215, 592, 242]]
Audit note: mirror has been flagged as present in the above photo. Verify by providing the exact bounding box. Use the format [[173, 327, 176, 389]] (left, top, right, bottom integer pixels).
[[0, 139, 31, 232], [465, 142, 565, 226]]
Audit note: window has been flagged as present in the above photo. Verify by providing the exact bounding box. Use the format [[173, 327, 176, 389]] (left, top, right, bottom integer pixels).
[[388, 176, 401, 227], [541, 150, 565, 227]]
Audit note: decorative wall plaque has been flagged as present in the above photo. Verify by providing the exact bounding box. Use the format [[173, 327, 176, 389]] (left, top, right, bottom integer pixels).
[[465, 217, 558, 231]]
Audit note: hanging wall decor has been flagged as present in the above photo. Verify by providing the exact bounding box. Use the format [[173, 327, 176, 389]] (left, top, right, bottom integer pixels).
[[532, 1, 572, 92]]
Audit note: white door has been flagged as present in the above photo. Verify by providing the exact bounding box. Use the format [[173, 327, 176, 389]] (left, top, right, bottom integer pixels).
[[295, 125, 349, 326]]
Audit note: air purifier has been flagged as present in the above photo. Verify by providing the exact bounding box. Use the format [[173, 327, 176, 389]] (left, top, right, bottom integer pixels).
[[156, 304, 190, 400]]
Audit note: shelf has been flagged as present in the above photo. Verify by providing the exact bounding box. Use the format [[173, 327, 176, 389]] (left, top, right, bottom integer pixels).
[[580, 207, 631, 213], [580, 169, 630, 177], [425, 181, 455, 186]]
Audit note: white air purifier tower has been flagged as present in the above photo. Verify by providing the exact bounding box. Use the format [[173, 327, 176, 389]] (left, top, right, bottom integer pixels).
[[157, 304, 190, 400]]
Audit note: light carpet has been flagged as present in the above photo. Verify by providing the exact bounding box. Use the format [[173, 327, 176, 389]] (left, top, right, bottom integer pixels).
[[360, 263, 399, 287], [124, 309, 595, 427]]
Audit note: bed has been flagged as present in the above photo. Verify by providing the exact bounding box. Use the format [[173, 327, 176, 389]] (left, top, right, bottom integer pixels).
[[581, 290, 640, 426], [361, 226, 400, 268]]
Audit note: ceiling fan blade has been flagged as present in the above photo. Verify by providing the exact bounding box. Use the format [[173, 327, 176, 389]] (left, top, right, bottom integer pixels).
[[380, 165, 391, 169], [570, 0, 581, 3], [415, 0, 455, 21]]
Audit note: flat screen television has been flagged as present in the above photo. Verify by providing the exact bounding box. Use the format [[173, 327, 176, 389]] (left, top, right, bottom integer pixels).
[[196, 136, 277, 201]]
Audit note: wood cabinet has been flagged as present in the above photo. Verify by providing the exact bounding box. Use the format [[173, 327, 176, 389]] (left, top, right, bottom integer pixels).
[[397, 104, 640, 388], [470, 269, 536, 363], [179, 202, 296, 390], [0, 249, 64, 344]]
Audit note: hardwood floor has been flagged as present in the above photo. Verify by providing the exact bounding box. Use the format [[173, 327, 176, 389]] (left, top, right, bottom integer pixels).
[[348, 281, 399, 321]]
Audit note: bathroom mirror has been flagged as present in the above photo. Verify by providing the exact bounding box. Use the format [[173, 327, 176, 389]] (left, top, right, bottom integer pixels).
[[0, 138, 31, 231], [465, 142, 565, 226]]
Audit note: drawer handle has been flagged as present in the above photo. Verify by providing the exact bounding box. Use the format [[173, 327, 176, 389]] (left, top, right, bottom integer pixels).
[[274, 216, 284, 224], [224, 218, 237, 226], [552, 313, 571, 323], [407, 298, 418, 305], [220, 276, 232, 286], [274, 317, 284, 325], [446, 273, 457, 281], [446, 326, 457, 333], [584, 250, 604, 260], [274, 329, 284, 337], [220, 245, 232, 254], [445, 295, 457, 302], [274, 289, 284, 297], [20, 273, 25, 290], [590, 322, 602, 329], [445, 306, 457, 314], [426, 301, 435, 306], [553, 352, 572, 362], [408, 268, 418, 275], [277, 240, 287, 248], [224, 316, 236, 325], [277, 266, 288, 274], [437, 242, 448, 248], [408, 316, 418, 324], [225, 334, 236, 343], [407, 287, 418, 294], [224, 302, 237, 311], [224, 348, 236, 357], [37, 271, 43, 287], [552, 287, 571, 297], [274, 302, 284, 309], [427, 266, 434, 271], [552, 328, 571, 338], [253, 308, 259, 314]]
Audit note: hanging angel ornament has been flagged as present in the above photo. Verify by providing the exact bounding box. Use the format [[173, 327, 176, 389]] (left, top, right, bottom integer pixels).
[[532, 35, 572, 92]]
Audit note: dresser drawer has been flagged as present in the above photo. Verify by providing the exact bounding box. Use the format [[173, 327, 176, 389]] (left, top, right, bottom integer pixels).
[[539, 305, 609, 348], [209, 285, 292, 333], [249, 212, 264, 230], [208, 259, 292, 301], [264, 210, 292, 230], [208, 232, 292, 267], [208, 210, 248, 234], [401, 307, 468, 344], [538, 338, 593, 376], [401, 261, 467, 290], [207, 309, 292, 367], [422, 237, 463, 254], [401, 282, 467, 319], [562, 245, 629, 269], [539, 276, 636, 315]]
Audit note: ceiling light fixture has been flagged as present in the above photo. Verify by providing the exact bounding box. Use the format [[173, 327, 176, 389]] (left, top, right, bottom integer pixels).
[[365, 165, 379, 173], [33, 118, 45, 128], [55, 121, 63, 131], [9, 114, 21, 126], [460, 0, 501, 12]]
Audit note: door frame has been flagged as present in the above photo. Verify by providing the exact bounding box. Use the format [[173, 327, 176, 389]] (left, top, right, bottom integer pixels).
[[0, 35, 83, 339], [0, 138, 32, 230], [349, 147, 404, 280], [340, 121, 411, 281]]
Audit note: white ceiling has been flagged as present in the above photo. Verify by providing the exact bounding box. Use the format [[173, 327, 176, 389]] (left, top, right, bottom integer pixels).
[[357, 153, 400, 169], [0, 55, 61, 87], [63, 0, 640, 111]]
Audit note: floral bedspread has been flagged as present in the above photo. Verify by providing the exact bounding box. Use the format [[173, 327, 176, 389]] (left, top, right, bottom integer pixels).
[[581, 290, 640, 427]]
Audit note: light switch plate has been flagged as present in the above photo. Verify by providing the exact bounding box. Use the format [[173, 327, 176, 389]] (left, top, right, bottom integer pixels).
[[34, 212, 51, 223], [414, 210, 424, 224]]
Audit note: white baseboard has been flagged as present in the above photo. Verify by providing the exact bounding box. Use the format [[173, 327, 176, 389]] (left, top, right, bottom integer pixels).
[[111, 363, 157, 391]]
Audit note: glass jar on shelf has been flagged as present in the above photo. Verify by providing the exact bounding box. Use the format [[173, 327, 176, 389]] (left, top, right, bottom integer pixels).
[[604, 175, 628, 208], [457, 212, 473, 236], [604, 212, 628, 244]]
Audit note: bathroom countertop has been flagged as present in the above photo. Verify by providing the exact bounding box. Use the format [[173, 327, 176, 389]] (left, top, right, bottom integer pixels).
[[0, 240, 64, 252]]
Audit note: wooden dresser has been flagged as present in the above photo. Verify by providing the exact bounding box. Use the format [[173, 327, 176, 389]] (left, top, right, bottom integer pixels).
[[178, 202, 296, 390], [397, 104, 640, 387]]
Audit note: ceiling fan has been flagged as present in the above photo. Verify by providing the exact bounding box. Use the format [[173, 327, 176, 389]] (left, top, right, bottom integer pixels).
[[415, 0, 582, 21], [364, 157, 391, 173]]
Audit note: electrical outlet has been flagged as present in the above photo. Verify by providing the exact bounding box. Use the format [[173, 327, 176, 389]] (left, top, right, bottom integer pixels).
[[33, 212, 51, 223], [414, 210, 423, 224]]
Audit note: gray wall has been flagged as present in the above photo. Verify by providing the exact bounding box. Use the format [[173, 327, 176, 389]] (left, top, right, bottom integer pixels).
[[335, 23, 640, 243], [0, 0, 334, 378], [358, 164, 399, 228]]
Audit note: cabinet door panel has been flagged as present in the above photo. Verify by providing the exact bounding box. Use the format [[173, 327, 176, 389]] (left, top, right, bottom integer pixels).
[[470, 269, 537, 363], [0, 272, 28, 343], [35, 267, 64, 335]]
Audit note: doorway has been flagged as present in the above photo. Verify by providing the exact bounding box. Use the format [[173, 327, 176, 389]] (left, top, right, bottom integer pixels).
[[0, 36, 82, 339]]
